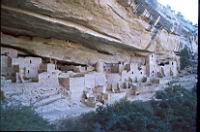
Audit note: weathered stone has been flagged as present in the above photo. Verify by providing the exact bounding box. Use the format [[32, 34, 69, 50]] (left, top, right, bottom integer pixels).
[[141, 76, 147, 82], [1, 0, 195, 57], [150, 78, 160, 84], [157, 72, 163, 78]]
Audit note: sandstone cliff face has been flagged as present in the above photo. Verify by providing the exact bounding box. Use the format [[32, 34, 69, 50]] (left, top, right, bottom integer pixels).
[[1, 0, 197, 64]]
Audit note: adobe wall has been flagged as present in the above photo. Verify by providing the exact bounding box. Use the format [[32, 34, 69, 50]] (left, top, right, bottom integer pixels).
[[1, 56, 11, 67], [157, 60, 178, 77], [84, 73, 95, 89], [169, 60, 178, 76], [38, 72, 60, 87], [146, 53, 158, 77], [96, 61, 104, 73], [68, 77, 85, 102], [95, 73, 107, 87], [106, 73, 121, 90], [1, 54, 14, 80], [12, 57, 42, 79]]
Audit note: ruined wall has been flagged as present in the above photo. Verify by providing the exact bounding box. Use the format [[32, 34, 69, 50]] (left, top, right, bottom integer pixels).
[[12, 57, 42, 79], [146, 53, 157, 77], [1, 56, 12, 78]]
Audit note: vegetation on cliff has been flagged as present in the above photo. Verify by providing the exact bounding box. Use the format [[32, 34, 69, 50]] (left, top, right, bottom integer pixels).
[[0, 85, 196, 131], [57, 85, 196, 131], [180, 47, 192, 70], [0, 90, 5, 101], [0, 103, 55, 131]]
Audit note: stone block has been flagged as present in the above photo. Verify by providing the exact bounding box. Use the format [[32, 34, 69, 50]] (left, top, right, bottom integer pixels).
[[83, 99, 96, 107], [93, 86, 104, 94], [150, 78, 160, 84], [88, 96, 96, 102], [130, 88, 140, 95], [58, 78, 70, 90], [96, 93, 108, 104]]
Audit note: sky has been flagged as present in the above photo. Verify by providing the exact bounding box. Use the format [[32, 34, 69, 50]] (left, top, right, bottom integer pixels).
[[157, 0, 198, 24]]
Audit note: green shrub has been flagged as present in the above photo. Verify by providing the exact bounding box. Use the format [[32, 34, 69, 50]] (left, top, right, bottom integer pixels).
[[0, 90, 5, 101], [31, 78, 38, 82], [154, 85, 196, 131], [57, 85, 196, 131], [1, 85, 196, 131], [180, 47, 192, 70], [0, 104, 55, 131]]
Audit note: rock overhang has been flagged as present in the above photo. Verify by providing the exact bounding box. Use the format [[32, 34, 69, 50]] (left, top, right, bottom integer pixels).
[[1, 0, 154, 53]]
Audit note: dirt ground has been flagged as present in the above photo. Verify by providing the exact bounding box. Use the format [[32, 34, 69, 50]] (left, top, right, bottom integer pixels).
[[1, 73, 197, 123]]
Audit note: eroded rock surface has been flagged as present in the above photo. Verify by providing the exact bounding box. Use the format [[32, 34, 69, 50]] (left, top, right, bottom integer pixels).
[[2, 0, 197, 56]]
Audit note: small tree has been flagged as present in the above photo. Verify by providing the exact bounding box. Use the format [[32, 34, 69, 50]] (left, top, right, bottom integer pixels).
[[180, 47, 192, 70], [176, 12, 184, 18], [0, 90, 5, 101]]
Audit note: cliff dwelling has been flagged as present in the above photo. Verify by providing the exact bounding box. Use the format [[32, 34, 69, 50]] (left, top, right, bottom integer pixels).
[[1, 45, 180, 107], [0, 0, 198, 124]]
